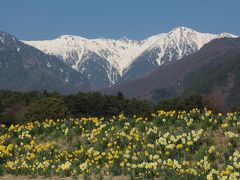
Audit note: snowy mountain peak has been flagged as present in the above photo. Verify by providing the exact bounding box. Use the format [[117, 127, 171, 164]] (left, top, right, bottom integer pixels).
[[57, 34, 86, 40], [118, 36, 131, 42], [169, 26, 194, 33], [218, 32, 238, 38], [0, 31, 22, 51], [23, 27, 238, 86]]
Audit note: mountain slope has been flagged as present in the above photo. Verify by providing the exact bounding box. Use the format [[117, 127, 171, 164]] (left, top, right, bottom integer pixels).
[[24, 27, 237, 87], [0, 32, 90, 93], [103, 37, 240, 110], [120, 28, 237, 82]]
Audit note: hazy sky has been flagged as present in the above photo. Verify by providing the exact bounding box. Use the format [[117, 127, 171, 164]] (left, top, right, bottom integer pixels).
[[1, 0, 239, 40]]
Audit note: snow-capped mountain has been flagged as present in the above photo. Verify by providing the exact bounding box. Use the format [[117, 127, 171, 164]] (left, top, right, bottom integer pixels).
[[23, 27, 237, 87], [0, 31, 90, 93]]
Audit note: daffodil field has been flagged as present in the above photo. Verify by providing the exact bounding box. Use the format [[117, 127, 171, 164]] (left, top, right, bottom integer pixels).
[[0, 109, 240, 179]]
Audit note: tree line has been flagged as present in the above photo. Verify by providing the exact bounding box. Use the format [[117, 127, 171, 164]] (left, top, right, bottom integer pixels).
[[0, 90, 206, 124]]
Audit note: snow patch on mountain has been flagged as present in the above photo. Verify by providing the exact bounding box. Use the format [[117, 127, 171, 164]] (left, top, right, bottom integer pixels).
[[23, 27, 237, 85], [139, 27, 237, 65], [24, 35, 144, 75]]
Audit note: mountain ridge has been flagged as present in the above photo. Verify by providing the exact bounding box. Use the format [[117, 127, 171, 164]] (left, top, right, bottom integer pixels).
[[103, 37, 240, 110], [23, 27, 237, 87], [0, 31, 90, 93]]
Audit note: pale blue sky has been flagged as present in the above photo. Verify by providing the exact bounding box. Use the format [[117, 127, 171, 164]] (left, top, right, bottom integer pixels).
[[1, 0, 239, 40]]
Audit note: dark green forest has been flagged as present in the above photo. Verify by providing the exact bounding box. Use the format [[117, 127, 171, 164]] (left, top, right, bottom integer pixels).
[[0, 89, 228, 125]]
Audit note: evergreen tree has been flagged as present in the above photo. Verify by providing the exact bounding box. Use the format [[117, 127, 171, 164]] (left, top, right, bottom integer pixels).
[[24, 97, 68, 122], [117, 91, 124, 100]]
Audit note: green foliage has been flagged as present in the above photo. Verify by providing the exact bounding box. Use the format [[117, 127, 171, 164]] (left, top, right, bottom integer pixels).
[[123, 99, 151, 117], [0, 109, 239, 178], [155, 94, 204, 111], [117, 91, 124, 100], [0, 90, 43, 124], [0, 90, 152, 123], [24, 97, 68, 122], [0, 88, 236, 124], [65, 92, 151, 118]]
